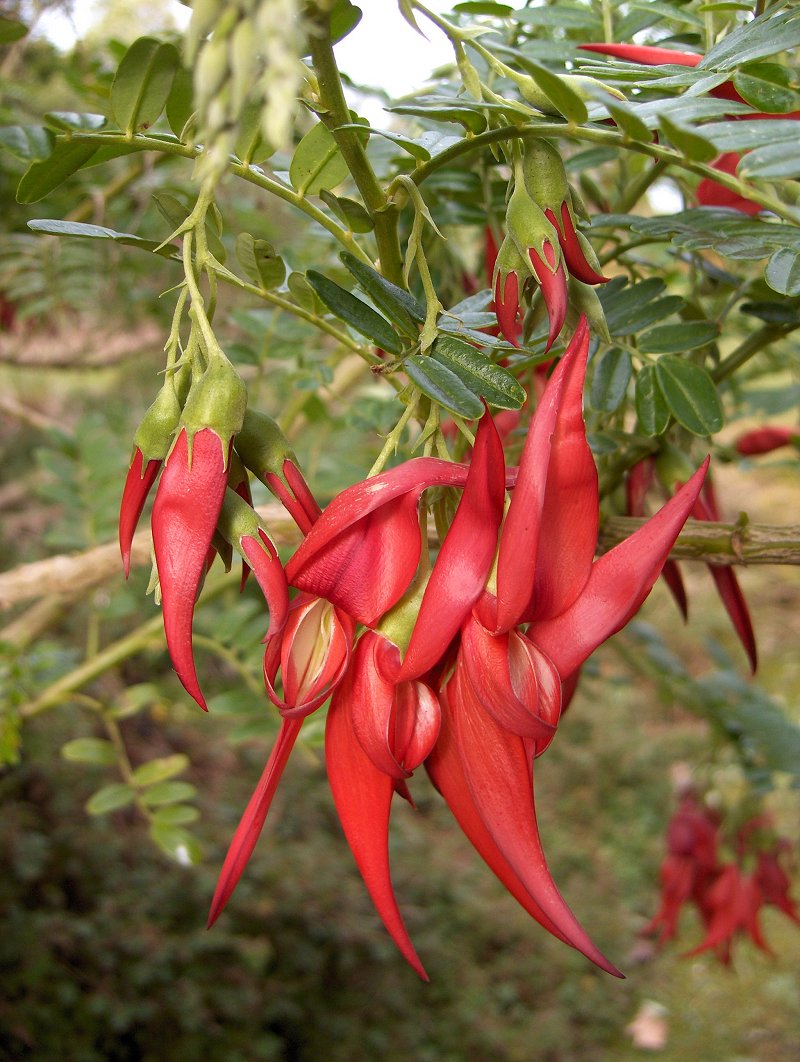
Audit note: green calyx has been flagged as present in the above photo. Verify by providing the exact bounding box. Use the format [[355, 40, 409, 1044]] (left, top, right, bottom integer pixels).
[[505, 184, 561, 273], [132, 377, 184, 462], [235, 408, 297, 482], [180, 356, 248, 458], [216, 487, 265, 559], [521, 139, 571, 219], [656, 442, 698, 494], [568, 277, 611, 344]]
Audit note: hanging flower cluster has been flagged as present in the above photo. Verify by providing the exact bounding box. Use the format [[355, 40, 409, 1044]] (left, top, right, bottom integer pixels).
[[643, 793, 800, 965], [493, 140, 608, 350], [153, 318, 712, 980]]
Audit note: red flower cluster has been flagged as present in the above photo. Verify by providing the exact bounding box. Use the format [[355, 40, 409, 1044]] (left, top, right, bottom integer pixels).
[[579, 42, 800, 214], [644, 796, 799, 964], [202, 319, 707, 979]]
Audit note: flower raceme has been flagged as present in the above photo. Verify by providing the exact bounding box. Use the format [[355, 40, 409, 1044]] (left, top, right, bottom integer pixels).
[[493, 141, 608, 350], [210, 317, 709, 980], [579, 42, 800, 215]]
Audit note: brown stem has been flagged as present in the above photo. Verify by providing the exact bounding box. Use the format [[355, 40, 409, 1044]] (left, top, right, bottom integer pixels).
[[599, 517, 800, 566]]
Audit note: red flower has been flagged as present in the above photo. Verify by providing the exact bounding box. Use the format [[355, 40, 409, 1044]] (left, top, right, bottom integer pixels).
[[735, 425, 798, 455]]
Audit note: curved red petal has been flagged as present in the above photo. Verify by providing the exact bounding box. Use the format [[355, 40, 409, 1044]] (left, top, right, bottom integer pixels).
[[529, 458, 709, 678], [662, 559, 689, 619], [119, 449, 161, 578], [240, 529, 289, 639], [527, 320, 597, 622], [494, 270, 522, 347], [399, 412, 505, 681], [287, 458, 472, 627], [426, 679, 571, 943], [449, 665, 622, 975], [350, 633, 408, 779], [207, 717, 303, 927], [326, 677, 429, 980], [529, 245, 567, 351], [152, 429, 229, 711], [578, 43, 701, 67], [495, 319, 587, 633], [549, 203, 608, 286]]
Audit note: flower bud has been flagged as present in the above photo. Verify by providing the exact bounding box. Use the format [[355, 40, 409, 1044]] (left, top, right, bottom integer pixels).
[[181, 356, 247, 461]]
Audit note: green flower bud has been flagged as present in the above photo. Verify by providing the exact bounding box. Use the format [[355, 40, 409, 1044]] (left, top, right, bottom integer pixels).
[[132, 378, 183, 463], [235, 408, 297, 480], [181, 356, 247, 458]]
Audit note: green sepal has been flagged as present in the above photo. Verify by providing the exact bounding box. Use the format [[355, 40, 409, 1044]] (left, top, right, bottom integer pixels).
[[234, 408, 297, 483], [132, 378, 184, 462], [210, 530, 234, 573], [505, 183, 561, 271], [521, 139, 571, 218], [180, 357, 247, 457], [568, 277, 611, 343], [216, 486, 267, 559]]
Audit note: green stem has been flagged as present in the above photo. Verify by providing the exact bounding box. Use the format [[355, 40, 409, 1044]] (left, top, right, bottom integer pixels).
[[192, 634, 264, 697], [306, 8, 404, 284], [65, 132, 371, 261], [712, 323, 796, 383], [368, 397, 419, 477], [614, 158, 668, 213]]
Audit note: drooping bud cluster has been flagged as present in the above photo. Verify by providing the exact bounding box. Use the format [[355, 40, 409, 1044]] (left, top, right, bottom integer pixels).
[[187, 0, 305, 182], [643, 793, 799, 964], [493, 140, 608, 350]]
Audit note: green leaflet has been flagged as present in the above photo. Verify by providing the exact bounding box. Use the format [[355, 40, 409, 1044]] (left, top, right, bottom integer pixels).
[[307, 270, 402, 353]]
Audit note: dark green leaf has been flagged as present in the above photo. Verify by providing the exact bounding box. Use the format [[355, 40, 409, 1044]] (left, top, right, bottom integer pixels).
[[702, 8, 800, 71], [140, 780, 197, 807], [44, 112, 106, 133], [86, 783, 136, 816], [765, 248, 800, 296], [166, 64, 194, 139], [0, 125, 53, 162], [635, 365, 670, 435], [151, 804, 200, 826], [16, 142, 98, 203], [62, 738, 118, 766], [700, 118, 800, 152], [27, 219, 180, 260], [290, 119, 367, 196], [0, 17, 27, 42], [307, 270, 402, 353], [111, 37, 180, 135], [732, 62, 800, 114], [659, 114, 718, 163], [131, 754, 189, 787], [638, 321, 719, 354], [342, 125, 431, 160], [432, 335, 526, 410], [524, 61, 588, 124], [235, 233, 286, 289], [655, 356, 723, 435], [340, 251, 425, 334], [329, 0, 362, 44], [603, 101, 652, 143], [738, 141, 800, 180], [319, 190, 373, 233], [590, 347, 632, 412], [600, 278, 681, 335], [405, 356, 484, 418], [149, 821, 202, 864]]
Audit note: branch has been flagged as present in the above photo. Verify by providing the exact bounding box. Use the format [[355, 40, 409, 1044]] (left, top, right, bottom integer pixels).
[[600, 517, 800, 566]]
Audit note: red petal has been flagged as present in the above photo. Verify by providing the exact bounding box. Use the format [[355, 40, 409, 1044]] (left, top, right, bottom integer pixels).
[[326, 676, 429, 980], [287, 458, 472, 627], [529, 244, 567, 351], [548, 203, 608, 286], [119, 449, 161, 578], [207, 716, 304, 926], [529, 458, 709, 678], [692, 493, 757, 671], [494, 270, 522, 347], [662, 560, 689, 619], [448, 665, 622, 975], [578, 43, 701, 67], [399, 412, 505, 680], [152, 428, 229, 711], [426, 681, 571, 944], [495, 319, 586, 633], [527, 320, 597, 621], [350, 633, 407, 779], [240, 529, 289, 639]]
